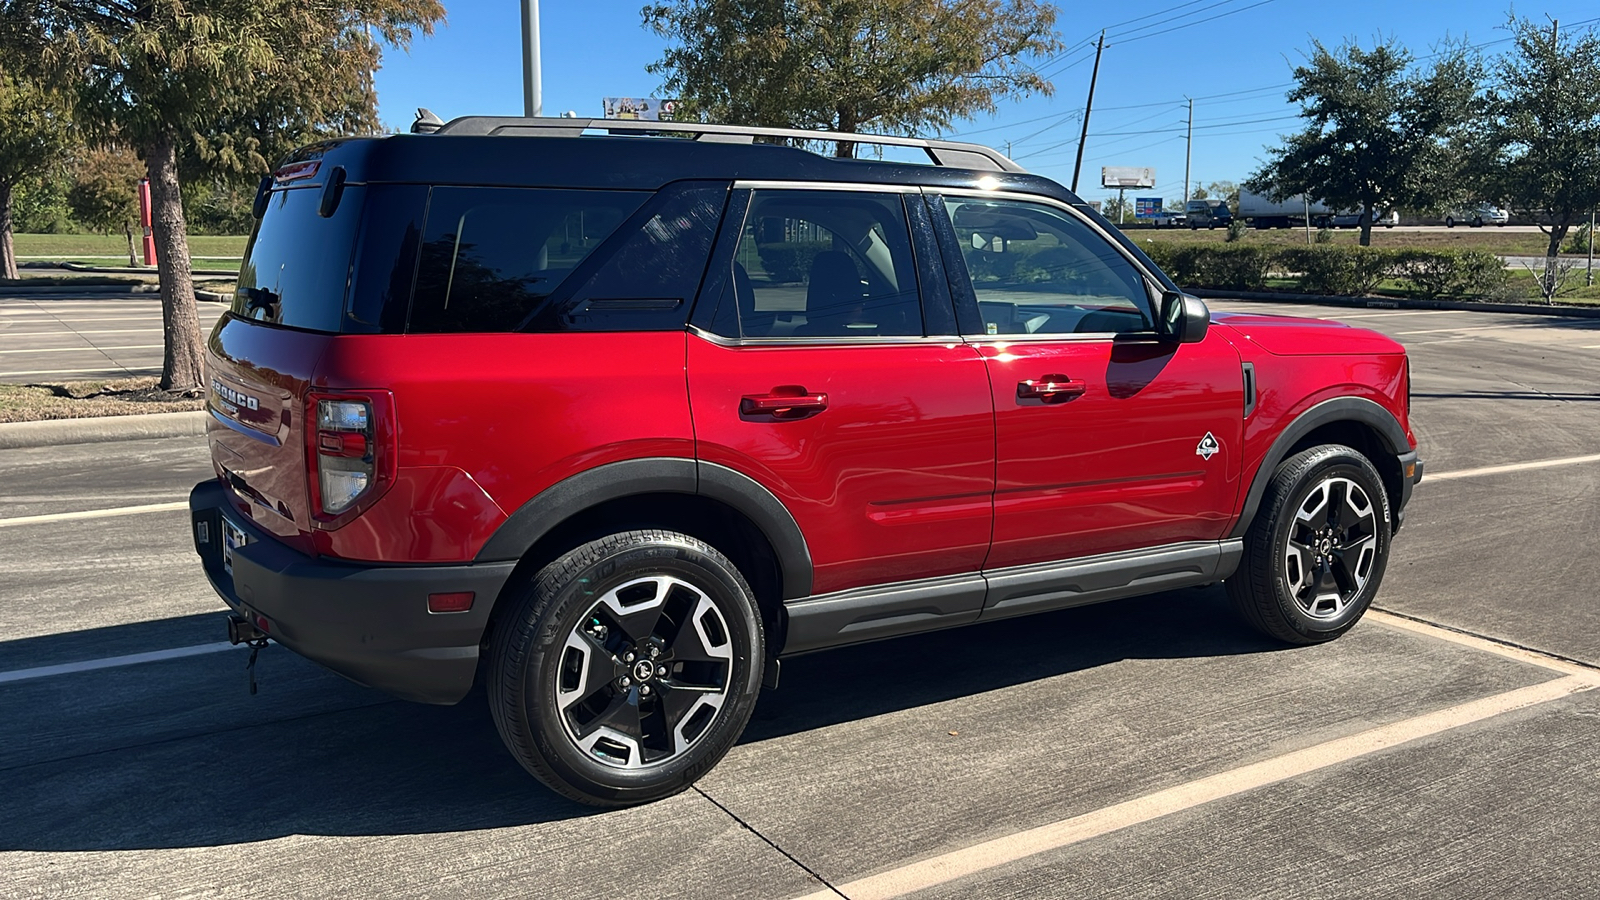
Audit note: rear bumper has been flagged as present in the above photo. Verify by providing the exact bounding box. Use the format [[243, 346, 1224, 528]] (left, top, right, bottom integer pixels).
[[189, 479, 515, 705]]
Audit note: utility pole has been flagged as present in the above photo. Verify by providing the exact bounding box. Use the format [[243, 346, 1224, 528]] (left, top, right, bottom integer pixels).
[[1183, 97, 1193, 206], [1070, 31, 1106, 194], [521, 0, 542, 117]]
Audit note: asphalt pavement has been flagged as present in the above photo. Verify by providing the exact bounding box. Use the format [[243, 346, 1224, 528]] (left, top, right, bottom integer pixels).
[[0, 296, 228, 382], [3, 300, 1600, 898]]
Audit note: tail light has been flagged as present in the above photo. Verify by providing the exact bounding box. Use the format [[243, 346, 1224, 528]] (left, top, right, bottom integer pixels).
[[307, 391, 396, 525]]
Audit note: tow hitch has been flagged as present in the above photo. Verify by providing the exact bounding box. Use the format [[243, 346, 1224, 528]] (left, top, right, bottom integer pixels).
[[226, 615, 271, 695]]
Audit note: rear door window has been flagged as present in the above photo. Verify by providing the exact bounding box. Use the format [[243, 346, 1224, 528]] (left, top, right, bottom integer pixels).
[[730, 189, 923, 339]]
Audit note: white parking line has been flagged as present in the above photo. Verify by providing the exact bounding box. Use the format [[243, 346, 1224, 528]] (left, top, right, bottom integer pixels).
[[0, 368, 150, 377], [792, 674, 1595, 900], [0, 643, 238, 686], [0, 328, 165, 336], [0, 501, 188, 528], [0, 344, 164, 354], [1426, 453, 1600, 481], [1337, 310, 1457, 319]]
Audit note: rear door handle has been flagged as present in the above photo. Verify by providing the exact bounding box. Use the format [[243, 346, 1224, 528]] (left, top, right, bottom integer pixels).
[[1017, 375, 1086, 403], [741, 386, 829, 419]]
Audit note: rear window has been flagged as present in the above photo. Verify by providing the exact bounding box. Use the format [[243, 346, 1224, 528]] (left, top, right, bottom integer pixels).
[[233, 186, 365, 332]]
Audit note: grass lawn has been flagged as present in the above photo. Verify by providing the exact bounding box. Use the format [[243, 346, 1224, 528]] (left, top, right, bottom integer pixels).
[[1125, 226, 1586, 257], [0, 377, 203, 423], [12, 233, 248, 261]]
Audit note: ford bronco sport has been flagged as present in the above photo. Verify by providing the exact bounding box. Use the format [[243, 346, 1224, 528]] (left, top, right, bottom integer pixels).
[[189, 116, 1422, 806]]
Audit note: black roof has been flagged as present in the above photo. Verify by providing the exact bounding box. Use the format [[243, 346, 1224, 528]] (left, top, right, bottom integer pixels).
[[282, 132, 1084, 206]]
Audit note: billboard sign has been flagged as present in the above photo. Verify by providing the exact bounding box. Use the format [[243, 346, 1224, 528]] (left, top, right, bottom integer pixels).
[[1135, 197, 1163, 219], [603, 98, 678, 121], [1102, 167, 1156, 189]]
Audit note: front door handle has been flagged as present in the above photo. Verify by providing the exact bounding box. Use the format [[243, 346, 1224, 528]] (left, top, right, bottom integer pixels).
[[741, 386, 829, 419], [1017, 375, 1086, 403]]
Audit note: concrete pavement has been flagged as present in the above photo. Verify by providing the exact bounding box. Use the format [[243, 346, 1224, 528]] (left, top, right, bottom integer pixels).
[[3, 301, 1600, 898]]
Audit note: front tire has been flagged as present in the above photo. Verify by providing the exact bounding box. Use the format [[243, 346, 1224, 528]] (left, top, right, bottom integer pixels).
[[488, 530, 764, 806], [1227, 445, 1393, 645]]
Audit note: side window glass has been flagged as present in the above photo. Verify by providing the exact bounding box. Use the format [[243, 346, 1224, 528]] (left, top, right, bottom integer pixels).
[[538, 182, 728, 332], [732, 190, 922, 339], [943, 198, 1153, 336], [409, 187, 648, 333]]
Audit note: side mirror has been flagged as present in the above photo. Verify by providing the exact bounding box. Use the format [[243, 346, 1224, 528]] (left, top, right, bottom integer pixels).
[[1158, 290, 1210, 344]]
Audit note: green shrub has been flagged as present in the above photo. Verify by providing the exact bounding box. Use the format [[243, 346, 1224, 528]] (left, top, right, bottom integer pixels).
[[755, 241, 830, 282], [1282, 246, 1400, 295], [1314, 227, 1334, 244], [1399, 249, 1509, 300], [1225, 220, 1248, 243], [1564, 221, 1594, 256], [1165, 244, 1278, 292], [1138, 239, 1177, 274]]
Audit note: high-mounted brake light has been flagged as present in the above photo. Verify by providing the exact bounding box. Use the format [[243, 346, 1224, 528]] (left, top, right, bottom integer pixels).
[[273, 159, 321, 184], [306, 391, 395, 524]]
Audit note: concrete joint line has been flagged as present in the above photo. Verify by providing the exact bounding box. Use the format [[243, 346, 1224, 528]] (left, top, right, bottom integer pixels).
[[0, 501, 189, 528], [793, 676, 1594, 900]]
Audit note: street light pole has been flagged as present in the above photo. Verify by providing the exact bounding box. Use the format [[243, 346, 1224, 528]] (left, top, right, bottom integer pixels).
[[1070, 31, 1106, 194], [521, 0, 542, 117]]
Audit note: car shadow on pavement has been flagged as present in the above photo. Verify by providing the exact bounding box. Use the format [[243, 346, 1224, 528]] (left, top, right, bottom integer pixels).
[[0, 585, 1286, 851]]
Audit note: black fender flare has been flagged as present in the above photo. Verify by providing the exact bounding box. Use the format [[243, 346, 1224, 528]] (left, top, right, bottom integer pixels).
[[1229, 397, 1409, 539], [474, 457, 813, 600]]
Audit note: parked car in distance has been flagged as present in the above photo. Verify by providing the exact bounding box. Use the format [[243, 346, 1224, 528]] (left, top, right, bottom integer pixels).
[[1445, 204, 1509, 227], [189, 115, 1422, 808], [1142, 209, 1188, 227], [1323, 209, 1399, 229], [1185, 198, 1233, 229]]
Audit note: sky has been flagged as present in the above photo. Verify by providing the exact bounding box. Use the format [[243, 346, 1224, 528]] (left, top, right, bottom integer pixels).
[[372, 1, 1600, 210]]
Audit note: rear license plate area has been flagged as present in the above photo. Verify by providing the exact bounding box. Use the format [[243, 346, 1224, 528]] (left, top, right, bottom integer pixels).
[[222, 517, 250, 575]]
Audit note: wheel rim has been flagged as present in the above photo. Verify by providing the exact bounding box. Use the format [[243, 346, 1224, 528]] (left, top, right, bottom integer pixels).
[[554, 575, 734, 769], [1282, 476, 1379, 620]]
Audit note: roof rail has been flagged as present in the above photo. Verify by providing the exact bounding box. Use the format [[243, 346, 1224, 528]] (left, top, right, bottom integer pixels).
[[430, 116, 1026, 174]]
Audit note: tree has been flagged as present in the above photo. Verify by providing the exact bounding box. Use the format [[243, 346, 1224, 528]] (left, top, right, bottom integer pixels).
[[1248, 39, 1479, 246], [69, 145, 144, 265], [1467, 17, 1600, 301], [3, 0, 443, 391], [0, 67, 73, 280], [643, 0, 1062, 157]]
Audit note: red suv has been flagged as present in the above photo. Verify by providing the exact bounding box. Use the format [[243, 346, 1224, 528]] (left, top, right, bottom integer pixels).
[[189, 117, 1422, 806]]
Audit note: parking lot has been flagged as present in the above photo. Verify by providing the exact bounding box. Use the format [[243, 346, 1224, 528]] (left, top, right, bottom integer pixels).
[[2, 298, 1599, 898], [0, 295, 228, 382]]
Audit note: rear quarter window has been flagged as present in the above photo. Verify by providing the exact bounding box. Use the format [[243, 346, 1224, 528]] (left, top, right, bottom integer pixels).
[[407, 183, 727, 334]]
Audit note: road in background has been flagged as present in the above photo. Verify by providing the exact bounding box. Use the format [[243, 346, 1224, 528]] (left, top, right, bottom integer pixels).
[[0, 296, 229, 382], [2, 301, 1599, 898]]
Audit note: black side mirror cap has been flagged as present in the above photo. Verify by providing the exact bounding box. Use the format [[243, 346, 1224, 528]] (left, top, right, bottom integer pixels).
[[1159, 290, 1210, 344]]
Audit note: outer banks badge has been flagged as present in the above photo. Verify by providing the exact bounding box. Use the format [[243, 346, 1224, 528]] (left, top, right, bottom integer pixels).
[[1196, 432, 1220, 460]]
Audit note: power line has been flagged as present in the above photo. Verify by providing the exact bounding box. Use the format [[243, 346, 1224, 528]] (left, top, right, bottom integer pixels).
[[1112, 0, 1282, 46]]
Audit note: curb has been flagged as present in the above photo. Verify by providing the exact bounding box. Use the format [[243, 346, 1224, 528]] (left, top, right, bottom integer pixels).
[[1189, 289, 1600, 318], [0, 410, 208, 450], [62, 262, 238, 277]]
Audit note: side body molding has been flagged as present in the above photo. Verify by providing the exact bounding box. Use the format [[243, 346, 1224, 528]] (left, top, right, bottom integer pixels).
[[474, 457, 814, 600], [1230, 396, 1409, 540]]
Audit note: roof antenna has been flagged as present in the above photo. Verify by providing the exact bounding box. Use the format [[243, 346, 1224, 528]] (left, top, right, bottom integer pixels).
[[412, 108, 445, 134]]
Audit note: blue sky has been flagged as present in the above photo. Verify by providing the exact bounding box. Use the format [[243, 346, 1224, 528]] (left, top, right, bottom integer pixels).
[[373, 1, 1600, 209]]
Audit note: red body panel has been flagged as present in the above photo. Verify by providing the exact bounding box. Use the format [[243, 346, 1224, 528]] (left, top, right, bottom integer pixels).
[[207, 324, 695, 563], [688, 336, 994, 595], [977, 332, 1245, 568]]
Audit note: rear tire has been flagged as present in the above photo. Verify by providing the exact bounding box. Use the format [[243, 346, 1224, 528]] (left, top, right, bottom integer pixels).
[[488, 530, 764, 806], [1445, 217, 1455, 228], [1227, 445, 1392, 645]]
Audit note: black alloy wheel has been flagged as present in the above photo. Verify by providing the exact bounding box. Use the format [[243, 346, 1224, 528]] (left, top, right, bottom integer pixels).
[[489, 530, 764, 806], [1228, 444, 1393, 644]]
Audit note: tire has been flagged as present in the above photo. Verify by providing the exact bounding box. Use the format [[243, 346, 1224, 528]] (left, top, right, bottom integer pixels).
[[488, 530, 764, 806], [1227, 445, 1393, 645], [1473, 217, 1484, 228], [1445, 217, 1455, 228]]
